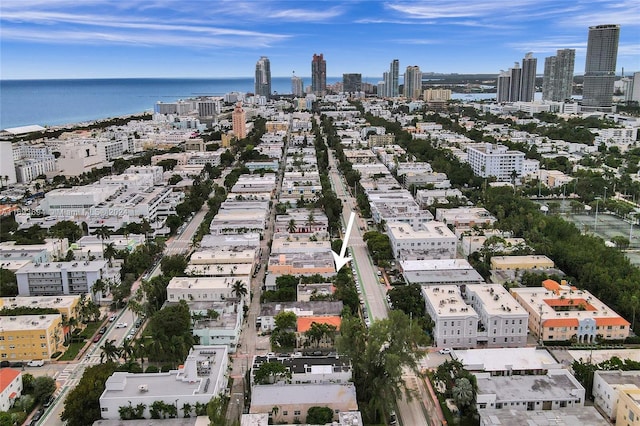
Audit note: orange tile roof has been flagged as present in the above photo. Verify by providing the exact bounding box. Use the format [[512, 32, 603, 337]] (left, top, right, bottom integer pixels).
[[596, 317, 630, 327], [542, 318, 579, 328], [297, 316, 341, 333], [544, 298, 597, 311], [542, 279, 560, 291], [0, 368, 21, 392]]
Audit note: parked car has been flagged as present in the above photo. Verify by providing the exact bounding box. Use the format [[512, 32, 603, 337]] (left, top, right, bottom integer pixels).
[[439, 348, 452, 355], [99, 326, 107, 334], [93, 333, 103, 343], [109, 315, 116, 322], [27, 360, 44, 367], [43, 396, 55, 408], [0, 361, 9, 368]]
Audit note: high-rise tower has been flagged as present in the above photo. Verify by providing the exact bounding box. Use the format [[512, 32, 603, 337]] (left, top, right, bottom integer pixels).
[[291, 74, 304, 97], [254, 56, 271, 99], [404, 66, 422, 100], [232, 102, 246, 139], [582, 24, 620, 111], [390, 59, 400, 97], [542, 49, 575, 101], [311, 53, 327, 96], [520, 53, 537, 102]]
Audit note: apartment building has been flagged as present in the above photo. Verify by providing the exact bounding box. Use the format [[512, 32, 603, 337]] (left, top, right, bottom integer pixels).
[[0, 295, 81, 324], [616, 388, 640, 426], [435, 207, 497, 231], [15, 260, 116, 299], [466, 143, 525, 182], [0, 314, 64, 361], [422, 285, 478, 348], [593, 371, 640, 422], [465, 284, 529, 348], [251, 354, 352, 386], [511, 280, 630, 344], [99, 346, 228, 420], [166, 276, 249, 304], [0, 369, 22, 412], [387, 221, 456, 261]]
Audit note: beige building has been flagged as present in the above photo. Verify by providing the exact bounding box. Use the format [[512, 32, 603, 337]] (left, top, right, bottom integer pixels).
[[232, 102, 247, 139], [511, 280, 630, 344], [490, 255, 554, 271], [616, 388, 640, 426]]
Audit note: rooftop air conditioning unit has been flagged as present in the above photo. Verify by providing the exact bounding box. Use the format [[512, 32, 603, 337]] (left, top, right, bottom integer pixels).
[[138, 384, 148, 392]]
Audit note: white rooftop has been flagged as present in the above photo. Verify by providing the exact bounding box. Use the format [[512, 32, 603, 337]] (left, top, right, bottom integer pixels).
[[453, 347, 561, 372]]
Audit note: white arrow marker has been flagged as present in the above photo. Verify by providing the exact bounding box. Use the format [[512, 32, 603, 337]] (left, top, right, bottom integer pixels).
[[332, 211, 356, 272]]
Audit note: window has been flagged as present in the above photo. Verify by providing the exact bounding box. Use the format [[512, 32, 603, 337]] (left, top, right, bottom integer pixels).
[[101, 408, 108, 412], [294, 411, 301, 416], [40, 335, 46, 339], [283, 411, 288, 416]]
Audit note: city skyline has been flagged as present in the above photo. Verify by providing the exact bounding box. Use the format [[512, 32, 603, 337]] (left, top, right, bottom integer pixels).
[[0, 0, 639, 80]]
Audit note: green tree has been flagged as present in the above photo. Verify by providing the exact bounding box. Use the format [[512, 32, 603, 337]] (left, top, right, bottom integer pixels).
[[0, 268, 18, 297], [231, 279, 248, 301], [100, 339, 120, 363], [306, 406, 334, 424], [253, 362, 292, 385], [32, 376, 57, 403], [168, 174, 183, 185], [49, 220, 84, 243], [206, 395, 228, 425], [103, 242, 117, 266], [61, 362, 117, 426], [336, 310, 428, 423], [160, 254, 188, 278], [452, 377, 475, 409], [274, 311, 297, 330]]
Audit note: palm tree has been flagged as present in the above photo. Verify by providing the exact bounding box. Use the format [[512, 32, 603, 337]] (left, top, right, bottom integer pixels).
[[452, 377, 475, 409], [120, 338, 135, 362], [93, 225, 112, 255], [307, 211, 315, 232], [100, 339, 121, 363], [287, 219, 297, 233], [103, 242, 117, 267], [92, 279, 107, 305], [231, 280, 248, 302], [182, 402, 193, 418]]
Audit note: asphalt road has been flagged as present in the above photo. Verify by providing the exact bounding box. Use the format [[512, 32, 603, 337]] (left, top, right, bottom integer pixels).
[[327, 147, 435, 426]]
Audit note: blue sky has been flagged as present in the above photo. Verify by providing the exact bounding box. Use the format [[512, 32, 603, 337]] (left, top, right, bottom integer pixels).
[[1, 0, 638, 80]]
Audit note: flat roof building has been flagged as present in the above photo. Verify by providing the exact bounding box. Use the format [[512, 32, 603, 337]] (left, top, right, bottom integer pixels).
[[99, 345, 229, 420], [0, 314, 64, 361], [401, 259, 484, 287], [511, 280, 630, 344], [466, 284, 529, 348], [490, 255, 554, 271], [475, 369, 585, 412], [422, 285, 478, 348], [452, 347, 560, 376], [593, 370, 640, 422], [387, 221, 457, 261]]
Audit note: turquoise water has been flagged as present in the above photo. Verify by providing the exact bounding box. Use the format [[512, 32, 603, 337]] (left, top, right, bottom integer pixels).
[[0, 77, 345, 129]]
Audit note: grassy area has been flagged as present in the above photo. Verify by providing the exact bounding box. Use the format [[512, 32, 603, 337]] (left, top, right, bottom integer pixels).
[[79, 321, 102, 339], [59, 341, 86, 361]]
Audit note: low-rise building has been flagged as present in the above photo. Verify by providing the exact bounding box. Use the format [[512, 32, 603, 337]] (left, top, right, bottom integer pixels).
[[387, 221, 457, 261], [466, 284, 528, 347], [250, 384, 358, 424], [0, 295, 81, 324], [16, 260, 117, 300], [251, 354, 352, 386], [435, 207, 496, 230], [0, 314, 64, 361], [511, 280, 630, 344], [401, 259, 484, 287], [593, 370, 640, 422], [452, 347, 561, 376], [475, 369, 585, 411], [478, 406, 607, 426], [0, 368, 22, 412], [166, 277, 249, 304], [490, 255, 554, 271], [99, 346, 229, 419], [616, 388, 640, 426], [422, 285, 478, 348], [257, 301, 343, 332]]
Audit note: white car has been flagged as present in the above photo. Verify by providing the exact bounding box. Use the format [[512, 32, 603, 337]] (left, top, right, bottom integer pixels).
[[439, 348, 452, 355], [27, 360, 44, 367], [115, 322, 128, 329]]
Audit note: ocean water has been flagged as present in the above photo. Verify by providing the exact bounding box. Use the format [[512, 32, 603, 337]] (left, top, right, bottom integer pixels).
[[0, 77, 345, 129]]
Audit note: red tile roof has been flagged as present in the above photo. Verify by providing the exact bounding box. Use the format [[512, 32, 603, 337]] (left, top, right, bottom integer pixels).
[[297, 316, 341, 333], [0, 368, 21, 393]]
